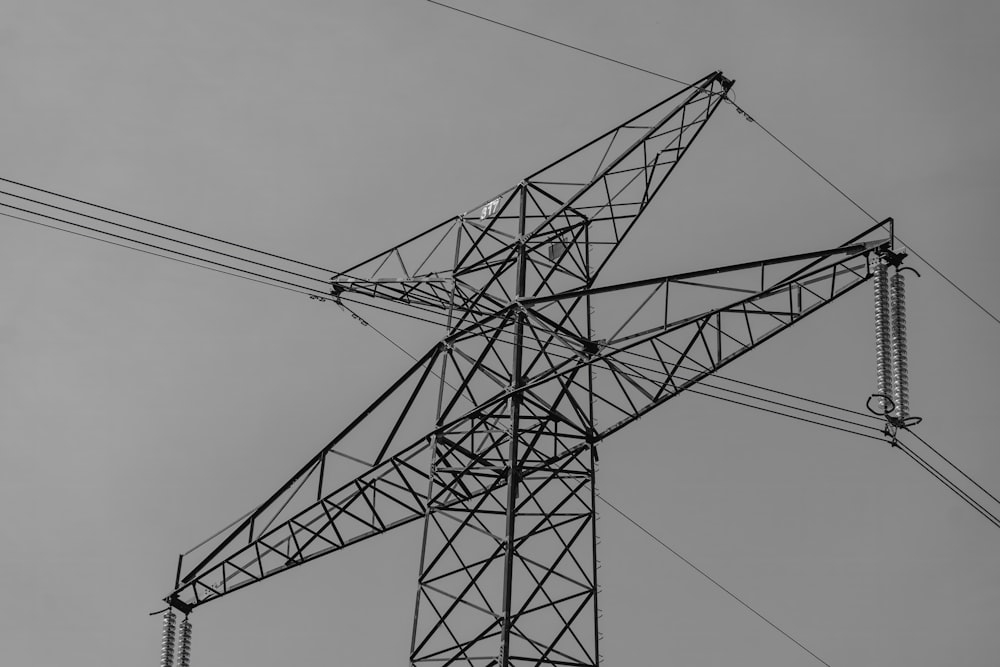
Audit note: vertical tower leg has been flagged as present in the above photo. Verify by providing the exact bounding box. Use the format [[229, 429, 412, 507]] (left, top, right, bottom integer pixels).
[[410, 185, 599, 666], [409, 429, 599, 667]]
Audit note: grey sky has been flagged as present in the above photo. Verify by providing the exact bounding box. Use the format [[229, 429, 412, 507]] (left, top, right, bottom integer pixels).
[[1, 1, 998, 665]]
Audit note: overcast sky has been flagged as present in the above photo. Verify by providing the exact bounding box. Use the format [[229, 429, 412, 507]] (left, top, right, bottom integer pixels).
[[1, 1, 998, 666]]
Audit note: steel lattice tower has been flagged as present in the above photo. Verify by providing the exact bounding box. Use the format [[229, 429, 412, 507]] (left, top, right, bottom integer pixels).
[[162, 71, 897, 666]]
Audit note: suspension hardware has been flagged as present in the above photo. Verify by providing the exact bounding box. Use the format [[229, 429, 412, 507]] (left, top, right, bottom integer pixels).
[[872, 254, 892, 416], [177, 616, 193, 667], [890, 270, 909, 422], [870, 247, 920, 436]]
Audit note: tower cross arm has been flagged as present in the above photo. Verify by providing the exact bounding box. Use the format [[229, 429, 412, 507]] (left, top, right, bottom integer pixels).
[[163, 336, 526, 614], [510, 220, 894, 443], [327, 72, 736, 330]]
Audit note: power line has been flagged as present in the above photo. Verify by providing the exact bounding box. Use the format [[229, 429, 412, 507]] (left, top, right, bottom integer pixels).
[[0, 199, 334, 297], [0, 210, 321, 300], [691, 382, 883, 432], [687, 387, 885, 442], [13, 179, 995, 532], [596, 494, 833, 667], [609, 352, 885, 429], [612, 348, 885, 424], [18, 185, 988, 657], [894, 436, 1000, 530], [0, 176, 338, 274], [633, 367, 1000, 530], [683, 362, 883, 423], [894, 239, 1000, 327], [0, 197, 453, 329], [424, 1, 1000, 330], [724, 110, 1000, 329], [614, 357, 1000, 530], [691, 381, 1000, 529], [425, 1, 692, 87], [592, 350, 1000, 528], [0, 187, 330, 286], [7, 15, 995, 648], [724, 99, 879, 225], [903, 428, 1000, 509]]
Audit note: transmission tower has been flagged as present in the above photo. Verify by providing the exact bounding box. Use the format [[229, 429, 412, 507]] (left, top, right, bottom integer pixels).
[[157, 71, 903, 666]]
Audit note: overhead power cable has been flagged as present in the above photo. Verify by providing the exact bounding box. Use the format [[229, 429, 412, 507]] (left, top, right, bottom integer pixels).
[[893, 240, 1000, 327], [0, 198, 335, 295], [19, 173, 990, 657], [0, 192, 453, 329], [687, 387, 884, 443], [725, 111, 1000, 328], [6, 9, 990, 656], [596, 494, 833, 667], [11, 180, 995, 534], [676, 360, 884, 423], [905, 428, 1000, 507], [0, 190, 330, 287], [581, 350, 1000, 530], [0, 210, 321, 300], [424, 0, 1000, 330], [692, 385, 1000, 529], [0, 176, 337, 274], [424, 0, 691, 87], [894, 435, 1000, 530], [343, 328, 842, 666]]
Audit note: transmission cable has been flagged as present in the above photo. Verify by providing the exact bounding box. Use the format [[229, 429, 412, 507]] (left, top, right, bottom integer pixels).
[[904, 428, 1000, 507], [0, 210, 324, 300], [723, 106, 1000, 328], [7, 12, 994, 640], [611, 349, 885, 427], [0, 199, 336, 296], [686, 387, 884, 442], [0, 187, 331, 286], [424, 0, 1000, 329], [596, 494, 833, 667], [7, 13, 990, 655], [893, 435, 1000, 530], [424, 1, 691, 87], [893, 240, 1000, 327], [0, 201, 454, 328], [581, 351, 1000, 528], [0, 175, 337, 274], [357, 323, 841, 667], [20, 180, 981, 660], [299, 283, 843, 667], [688, 379, 1000, 529]]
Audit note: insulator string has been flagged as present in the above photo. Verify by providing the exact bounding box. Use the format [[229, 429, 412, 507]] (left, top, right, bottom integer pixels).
[[159, 610, 176, 667], [177, 617, 193, 667], [872, 256, 892, 414], [890, 271, 909, 421]]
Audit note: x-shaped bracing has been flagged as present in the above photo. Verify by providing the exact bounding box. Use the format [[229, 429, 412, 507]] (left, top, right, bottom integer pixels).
[[164, 71, 894, 667]]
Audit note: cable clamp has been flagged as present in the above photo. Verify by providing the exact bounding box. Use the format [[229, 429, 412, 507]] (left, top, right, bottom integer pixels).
[[724, 95, 755, 123], [882, 422, 900, 448]]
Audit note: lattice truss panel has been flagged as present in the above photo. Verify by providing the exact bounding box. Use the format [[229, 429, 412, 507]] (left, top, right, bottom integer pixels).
[[167, 229, 891, 604], [163, 69, 894, 667], [328, 72, 732, 328]]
